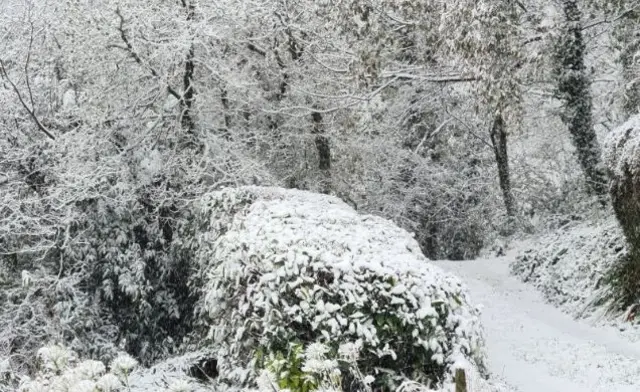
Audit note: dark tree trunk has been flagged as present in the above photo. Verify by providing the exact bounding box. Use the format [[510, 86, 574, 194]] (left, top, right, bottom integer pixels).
[[490, 112, 516, 216], [312, 111, 331, 193], [555, 0, 607, 196], [180, 0, 196, 132], [219, 87, 232, 137], [605, 120, 640, 308], [311, 111, 331, 171], [181, 44, 196, 132]]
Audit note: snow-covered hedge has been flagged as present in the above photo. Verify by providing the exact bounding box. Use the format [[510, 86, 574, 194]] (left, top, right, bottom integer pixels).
[[603, 115, 640, 179], [192, 187, 486, 390], [602, 114, 640, 309], [604, 115, 640, 252]]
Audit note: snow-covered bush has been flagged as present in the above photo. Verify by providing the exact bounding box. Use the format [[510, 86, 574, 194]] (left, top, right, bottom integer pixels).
[[0, 123, 272, 372], [511, 218, 627, 316], [12, 344, 136, 392], [4, 343, 214, 392], [192, 187, 486, 390], [603, 114, 640, 308]]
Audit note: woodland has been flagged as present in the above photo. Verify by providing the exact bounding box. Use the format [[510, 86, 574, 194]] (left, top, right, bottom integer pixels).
[[2, 0, 640, 391]]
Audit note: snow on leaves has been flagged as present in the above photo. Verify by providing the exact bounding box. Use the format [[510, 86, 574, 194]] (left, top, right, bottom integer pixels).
[[193, 186, 486, 388]]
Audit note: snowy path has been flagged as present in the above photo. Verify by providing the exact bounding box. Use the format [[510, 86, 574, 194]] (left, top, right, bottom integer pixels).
[[435, 256, 640, 392]]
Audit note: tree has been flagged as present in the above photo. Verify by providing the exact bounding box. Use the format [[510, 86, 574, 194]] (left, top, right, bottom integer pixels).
[[590, 0, 640, 116], [440, 0, 524, 216], [553, 0, 608, 196]]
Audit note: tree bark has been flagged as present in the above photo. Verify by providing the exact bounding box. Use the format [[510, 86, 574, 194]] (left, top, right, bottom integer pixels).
[[181, 44, 196, 132], [555, 0, 607, 196], [311, 111, 331, 171], [312, 111, 331, 193], [180, 0, 196, 132], [619, 12, 640, 116], [490, 112, 516, 216]]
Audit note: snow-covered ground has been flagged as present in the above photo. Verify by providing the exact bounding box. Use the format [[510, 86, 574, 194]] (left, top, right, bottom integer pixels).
[[436, 254, 640, 392]]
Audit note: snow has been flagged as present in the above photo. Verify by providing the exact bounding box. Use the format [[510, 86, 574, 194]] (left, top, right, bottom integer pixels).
[[128, 351, 215, 392], [194, 186, 487, 386], [510, 219, 625, 319], [604, 114, 640, 177], [62, 89, 77, 110], [436, 254, 640, 392], [508, 218, 640, 346]]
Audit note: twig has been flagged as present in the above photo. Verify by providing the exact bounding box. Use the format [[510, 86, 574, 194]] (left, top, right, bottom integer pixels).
[[382, 72, 476, 83], [113, 7, 181, 101], [0, 59, 55, 140], [24, 22, 36, 109], [442, 104, 492, 148], [414, 118, 452, 154]]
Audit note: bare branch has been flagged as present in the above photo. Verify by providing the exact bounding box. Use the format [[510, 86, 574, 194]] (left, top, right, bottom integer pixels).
[[24, 22, 36, 109], [113, 7, 181, 101], [246, 43, 266, 57], [442, 103, 492, 149], [384, 73, 477, 83], [414, 118, 453, 154], [0, 59, 55, 141]]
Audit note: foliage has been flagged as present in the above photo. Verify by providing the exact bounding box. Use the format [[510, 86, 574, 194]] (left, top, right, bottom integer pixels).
[[2, 0, 640, 390], [603, 114, 640, 308], [512, 218, 626, 316], [0, 123, 269, 370], [193, 187, 486, 390], [8, 344, 136, 392]]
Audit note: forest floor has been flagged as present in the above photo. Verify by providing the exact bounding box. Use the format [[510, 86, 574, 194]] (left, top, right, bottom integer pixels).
[[436, 250, 640, 392]]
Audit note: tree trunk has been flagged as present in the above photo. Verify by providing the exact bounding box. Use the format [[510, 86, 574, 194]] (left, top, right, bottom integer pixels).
[[312, 111, 331, 193], [619, 12, 640, 116], [311, 112, 331, 171], [555, 0, 607, 196], [181, 44, 196, 132], [490, 112, 516, 216], [180, 0, 196, 132]]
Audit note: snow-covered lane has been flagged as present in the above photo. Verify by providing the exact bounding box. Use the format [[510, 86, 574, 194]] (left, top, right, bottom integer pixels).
[[435, 257, 640, 392]]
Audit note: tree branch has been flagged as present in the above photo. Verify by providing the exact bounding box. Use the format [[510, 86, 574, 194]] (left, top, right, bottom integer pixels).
[[24, 22, 36, 109], [113, 7, 181, 101], [0, 60, 55, 141], [382, 72, 476, 83]]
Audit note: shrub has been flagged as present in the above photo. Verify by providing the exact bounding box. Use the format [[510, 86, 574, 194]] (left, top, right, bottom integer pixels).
[[604, 115, 640, 252], [192, 187, 486, 390], [603, 114, 640, 307], [510, 219, 626, 315], [12, 344, 136, 392], [0, 128, 272, 372]]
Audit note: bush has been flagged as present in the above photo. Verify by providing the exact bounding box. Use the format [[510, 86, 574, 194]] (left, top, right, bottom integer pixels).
[[192, 187, 486, 390], [0, 128, 272, 372], [10, 344, 136, 392], [511, 219, 626, 316], [603, 114, 640, 308]]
